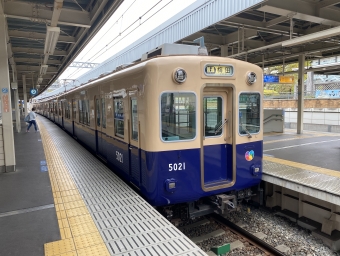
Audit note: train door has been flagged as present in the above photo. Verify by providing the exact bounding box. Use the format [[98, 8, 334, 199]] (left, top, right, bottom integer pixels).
[[95, 96, 107, 159], [202, 91, 231, 187], [128, 97, 140, 186]]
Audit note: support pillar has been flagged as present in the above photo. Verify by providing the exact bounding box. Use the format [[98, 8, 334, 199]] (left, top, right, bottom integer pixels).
[[23, 74, 27, 116], [0, 12, 15, 172], [306, 71, 314, 94], [220, 45, 228, 57], [297, 54, 305, 134]]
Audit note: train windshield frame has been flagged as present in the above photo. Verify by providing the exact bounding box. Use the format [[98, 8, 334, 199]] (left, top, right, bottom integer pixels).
[[238, 92, 261, 136], [160, 92, 196, 142]]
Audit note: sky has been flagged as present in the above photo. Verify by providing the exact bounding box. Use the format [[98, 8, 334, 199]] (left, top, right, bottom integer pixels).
[[59, 0, 197, 81]]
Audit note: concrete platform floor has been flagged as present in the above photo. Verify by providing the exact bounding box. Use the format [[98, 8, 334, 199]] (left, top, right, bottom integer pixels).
[[0, 118, 59, 256]]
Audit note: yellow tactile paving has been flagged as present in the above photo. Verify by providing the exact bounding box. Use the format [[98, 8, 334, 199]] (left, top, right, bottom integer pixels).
[[264, 155, 340, 178], [37, 119, 109, 256]]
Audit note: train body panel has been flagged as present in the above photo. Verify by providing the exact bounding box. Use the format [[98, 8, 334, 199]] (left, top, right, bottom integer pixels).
[[35, 54, 263, 210]]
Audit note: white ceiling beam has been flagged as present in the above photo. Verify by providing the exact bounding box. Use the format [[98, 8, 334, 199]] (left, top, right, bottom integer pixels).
[[16, 65, 58, 73], [8, 30, 75, 43], [224, 17, 303, 35], [14, 58, 61, 65], [258, 0, 340, 26], [317, 0, 340, 9], [51, 0, 63, 27], [265, 15, 291, 27], [224, 28, 258, 45], [4, 1, 91, 28], [12, 47, 67, 56]]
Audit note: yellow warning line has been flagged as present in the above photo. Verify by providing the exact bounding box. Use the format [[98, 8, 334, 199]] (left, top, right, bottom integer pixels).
[[264, 155, 340, 178], [37, 119, 109, 256]]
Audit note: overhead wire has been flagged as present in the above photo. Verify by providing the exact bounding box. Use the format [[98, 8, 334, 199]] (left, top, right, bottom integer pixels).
[[76, 0, 138, 63], [66, 0, 167, 79]]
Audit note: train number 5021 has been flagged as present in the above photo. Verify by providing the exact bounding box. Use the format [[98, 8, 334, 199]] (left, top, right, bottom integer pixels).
[[169, 162, 185, 171], [116, 151, 123, 163]]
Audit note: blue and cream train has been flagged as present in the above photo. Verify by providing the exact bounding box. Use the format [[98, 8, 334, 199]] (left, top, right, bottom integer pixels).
[[35, 47, 263, 219]]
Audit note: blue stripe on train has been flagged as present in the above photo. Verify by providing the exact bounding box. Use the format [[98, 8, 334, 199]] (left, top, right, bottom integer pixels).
[[64, 122, 263, 206]]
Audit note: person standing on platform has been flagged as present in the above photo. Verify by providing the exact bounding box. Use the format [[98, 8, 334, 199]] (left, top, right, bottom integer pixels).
[[26, 107, 38, 132]]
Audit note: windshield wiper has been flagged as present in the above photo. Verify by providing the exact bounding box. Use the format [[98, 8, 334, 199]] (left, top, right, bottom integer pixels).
[[215, 119, 228, 135], [241, 124, 252, 138]]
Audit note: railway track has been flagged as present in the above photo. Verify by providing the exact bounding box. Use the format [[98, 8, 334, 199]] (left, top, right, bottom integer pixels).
[[212, 213, 285, 256], [179, 213, 285, 255]]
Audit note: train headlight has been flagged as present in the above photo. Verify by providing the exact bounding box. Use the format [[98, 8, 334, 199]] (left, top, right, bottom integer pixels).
[[164, 178, 177, 193], [173, 68, 187, 84], [246, 72, 257, 85]]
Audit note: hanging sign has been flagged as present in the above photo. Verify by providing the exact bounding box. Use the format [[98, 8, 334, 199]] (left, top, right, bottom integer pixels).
[[30, 88, 38, 95], [279, 76, 294, 84]]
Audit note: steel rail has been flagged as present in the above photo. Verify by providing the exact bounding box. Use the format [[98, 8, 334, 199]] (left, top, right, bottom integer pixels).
[[212, 213, 285, 256]]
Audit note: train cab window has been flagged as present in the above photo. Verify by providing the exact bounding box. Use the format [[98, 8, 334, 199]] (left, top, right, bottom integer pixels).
[[131, 99, 138, 141], [96, 99, 100, 127], [101, 98, 106, 128], [204, 97, 223, 137], [161, 92, 196, 142], [239, 93, 260, 135], [114, 98, 124, 138]]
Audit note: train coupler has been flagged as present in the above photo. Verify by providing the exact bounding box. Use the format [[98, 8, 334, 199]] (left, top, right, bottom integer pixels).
[[216, 194, 237, 215]]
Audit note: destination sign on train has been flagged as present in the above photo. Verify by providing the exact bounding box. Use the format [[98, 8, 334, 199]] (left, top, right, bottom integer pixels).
[[205, 64, 233, 76]]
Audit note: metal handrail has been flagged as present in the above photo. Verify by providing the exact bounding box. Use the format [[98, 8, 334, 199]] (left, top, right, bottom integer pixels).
[[264, 118, 283, 124], [264, 114, 283, 122]]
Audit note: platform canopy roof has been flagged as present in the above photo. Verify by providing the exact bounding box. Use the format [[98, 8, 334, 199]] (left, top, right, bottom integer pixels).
[[0, 0, 123, 98], [179, 0, 340, 75]]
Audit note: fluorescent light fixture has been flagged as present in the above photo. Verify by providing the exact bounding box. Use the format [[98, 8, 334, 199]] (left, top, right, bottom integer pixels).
[[44, 26, 60, 55], [282, 26, 340, 47], [37, 77, 43, 84], [40, 65, 48, 75]]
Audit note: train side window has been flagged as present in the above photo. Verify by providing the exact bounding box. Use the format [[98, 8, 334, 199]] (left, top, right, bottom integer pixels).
[[131, 98, 138, 141], [114, 97, 124, 138], [204, 97, 223, 137], [85, 100, 90, 125], [79, 100, 83, 123], [96, 99, 100, 127], [239, 93, 260, 135], [161, 92, 196, 142], [102, 98, 106, 128]]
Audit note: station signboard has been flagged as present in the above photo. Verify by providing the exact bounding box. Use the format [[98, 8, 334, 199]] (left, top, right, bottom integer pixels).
[[264, 75, 294, 84]]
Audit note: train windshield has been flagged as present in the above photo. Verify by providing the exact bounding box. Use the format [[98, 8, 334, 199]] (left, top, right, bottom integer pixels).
[[161, 92, 196, 142], [239, 93, 260, 135]]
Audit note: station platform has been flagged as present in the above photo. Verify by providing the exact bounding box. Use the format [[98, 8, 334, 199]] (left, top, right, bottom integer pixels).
[[263, 129, 340, 205], [0, 116, 206, 256]]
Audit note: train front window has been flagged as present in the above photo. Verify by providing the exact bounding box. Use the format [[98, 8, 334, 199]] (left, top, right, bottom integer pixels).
[[161, 92, 196, 142], [239, 93, 260, 135], [204, 97, 223, 137]]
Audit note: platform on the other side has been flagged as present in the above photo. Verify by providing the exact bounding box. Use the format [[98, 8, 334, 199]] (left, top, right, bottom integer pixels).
[[263, 129, 340, 204]]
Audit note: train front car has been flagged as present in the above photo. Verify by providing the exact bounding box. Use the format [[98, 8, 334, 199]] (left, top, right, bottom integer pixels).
[[143, 56, 263, 219]]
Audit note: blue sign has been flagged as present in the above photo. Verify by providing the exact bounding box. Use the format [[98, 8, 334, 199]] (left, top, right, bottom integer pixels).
[[40, 166, 48, 172], [2, 88, 8, 94], [30, 89, 38, 95], [315, 90, 340, 99], [40, 160, 47, 166], [264, 75, 279, 83]]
